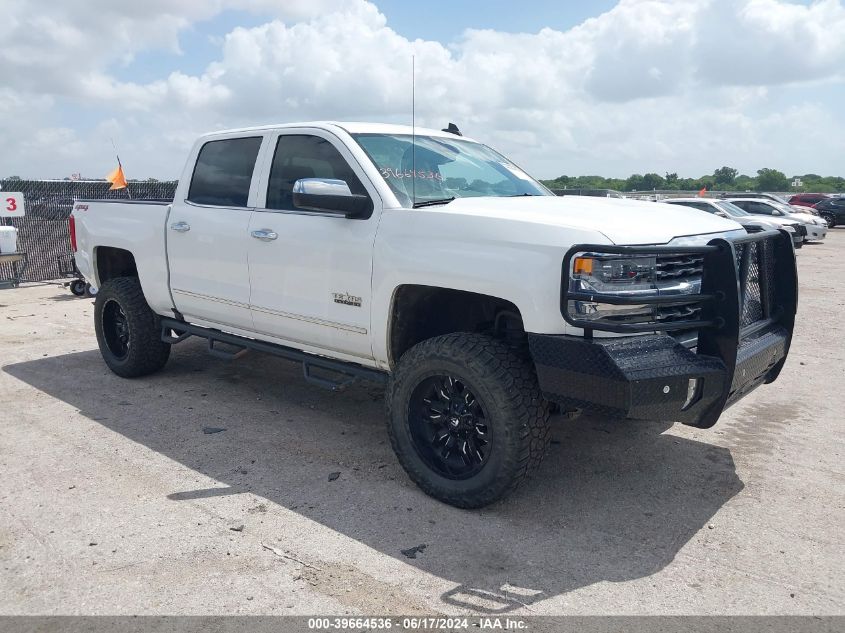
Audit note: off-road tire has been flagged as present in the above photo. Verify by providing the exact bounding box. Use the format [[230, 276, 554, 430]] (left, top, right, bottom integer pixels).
[[387, 333, 551, 508], [94, 277, 170, 378]]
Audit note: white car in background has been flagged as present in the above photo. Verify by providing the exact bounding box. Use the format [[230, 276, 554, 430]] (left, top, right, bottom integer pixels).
[[726, 198, 828, 241], [724, 192, 822, 216], [662, 198, 804, 249]]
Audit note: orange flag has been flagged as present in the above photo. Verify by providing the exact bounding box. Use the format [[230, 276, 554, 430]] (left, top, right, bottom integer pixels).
[[697, 186, 707, 197], [106, 164, 128, 190]]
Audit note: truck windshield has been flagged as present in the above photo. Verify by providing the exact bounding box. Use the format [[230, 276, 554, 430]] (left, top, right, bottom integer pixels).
[[352, 133, 551, 207]]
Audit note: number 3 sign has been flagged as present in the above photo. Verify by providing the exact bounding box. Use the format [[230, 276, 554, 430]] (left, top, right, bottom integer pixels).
[[2, 192, 25, 217]]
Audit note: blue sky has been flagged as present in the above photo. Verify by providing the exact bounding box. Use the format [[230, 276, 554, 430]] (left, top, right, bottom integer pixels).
[[118, 2, 621, 82], [359, 1, 621, 41], [2, 0, 844, 180]]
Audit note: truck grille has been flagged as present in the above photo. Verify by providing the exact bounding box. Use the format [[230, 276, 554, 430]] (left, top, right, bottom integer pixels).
[[654, 254, 704, 281], [654, 302, 702, 325], [735, 239, 775, 329], [651, 254, 706, 325]]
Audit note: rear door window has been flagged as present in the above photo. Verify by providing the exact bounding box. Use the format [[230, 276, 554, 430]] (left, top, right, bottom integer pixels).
[[188, 137, 262, 207]]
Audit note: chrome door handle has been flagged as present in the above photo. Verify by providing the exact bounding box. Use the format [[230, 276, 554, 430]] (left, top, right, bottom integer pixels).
[[170, 221, 191, 232], [251, 229, 278, 241]]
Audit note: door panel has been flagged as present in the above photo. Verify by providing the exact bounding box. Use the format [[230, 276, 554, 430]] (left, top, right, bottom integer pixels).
[[167, 203, 254, 329], [246, 131, 379, 359], [247, 210, 374, 358], [166, 134, 266, 330]]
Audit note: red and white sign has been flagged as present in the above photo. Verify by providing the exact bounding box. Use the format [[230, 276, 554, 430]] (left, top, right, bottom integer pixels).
[[2, 192, 25, 217]]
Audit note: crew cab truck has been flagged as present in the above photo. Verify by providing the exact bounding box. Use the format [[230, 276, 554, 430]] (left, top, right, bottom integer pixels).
[[71, 122, 798, 508]]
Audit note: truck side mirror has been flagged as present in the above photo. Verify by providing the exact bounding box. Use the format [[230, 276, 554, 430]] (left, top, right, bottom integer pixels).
[[292, 178, 371, 219]]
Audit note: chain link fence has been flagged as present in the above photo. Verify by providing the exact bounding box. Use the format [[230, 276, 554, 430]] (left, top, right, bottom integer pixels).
[[0, 180, 177, 283]]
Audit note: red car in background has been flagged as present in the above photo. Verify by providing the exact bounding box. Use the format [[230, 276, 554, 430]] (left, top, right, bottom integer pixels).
[[789, 193, 829, 208]]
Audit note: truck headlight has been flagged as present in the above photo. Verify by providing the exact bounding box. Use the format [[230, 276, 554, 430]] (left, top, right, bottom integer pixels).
[[572, 255, 657, 291], [566, 252, 702, 327]]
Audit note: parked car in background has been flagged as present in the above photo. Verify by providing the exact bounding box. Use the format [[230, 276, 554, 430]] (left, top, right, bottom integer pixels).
[[721, 191, 819, 216], [663, 198, 804, 248], [726, 198, 828, 241], [789, 193, 829, 209], [719, 192, 789, 204], [813, 197, 845, 228]]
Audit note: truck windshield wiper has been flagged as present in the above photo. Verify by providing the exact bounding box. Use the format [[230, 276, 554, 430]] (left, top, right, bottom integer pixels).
[[412, 197, 456, 209]]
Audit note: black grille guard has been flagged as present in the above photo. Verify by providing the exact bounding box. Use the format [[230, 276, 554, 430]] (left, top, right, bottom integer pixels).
[[561, 229, 796, 336], [550, 229, 798, 427]]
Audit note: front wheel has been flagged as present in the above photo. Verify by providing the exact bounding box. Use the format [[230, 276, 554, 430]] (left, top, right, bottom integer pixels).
[[387, 333, 551, 508], [94, 277, 170, 378], [821, 213, 836, 228]]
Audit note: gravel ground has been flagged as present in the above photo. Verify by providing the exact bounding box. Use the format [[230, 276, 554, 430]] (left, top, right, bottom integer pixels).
[[0, 232, 843, 616]]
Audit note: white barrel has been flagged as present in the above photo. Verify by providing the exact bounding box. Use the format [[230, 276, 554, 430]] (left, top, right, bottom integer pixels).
[[0, 226, 18, 254]]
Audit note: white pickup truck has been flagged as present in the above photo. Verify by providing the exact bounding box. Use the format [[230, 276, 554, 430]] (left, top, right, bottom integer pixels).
[[71, 122, 797, 508]]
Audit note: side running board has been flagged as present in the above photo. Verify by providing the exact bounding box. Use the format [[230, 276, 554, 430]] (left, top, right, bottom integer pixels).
[[159, 317, 387, 392]]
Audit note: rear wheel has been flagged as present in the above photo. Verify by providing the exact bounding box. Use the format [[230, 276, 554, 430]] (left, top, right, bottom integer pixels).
[[94, 277, 170, 378], [387, 333, 551, 508]]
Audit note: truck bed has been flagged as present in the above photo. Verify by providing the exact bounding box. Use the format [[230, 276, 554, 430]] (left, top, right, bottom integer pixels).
[[72, 199, 174, 315]]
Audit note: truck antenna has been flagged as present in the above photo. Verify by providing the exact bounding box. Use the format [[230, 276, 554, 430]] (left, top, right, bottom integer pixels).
[[411, 54, 416, 208]]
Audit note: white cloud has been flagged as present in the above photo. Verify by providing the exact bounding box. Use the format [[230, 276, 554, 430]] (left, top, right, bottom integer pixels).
[[2, 0, 845, 179]]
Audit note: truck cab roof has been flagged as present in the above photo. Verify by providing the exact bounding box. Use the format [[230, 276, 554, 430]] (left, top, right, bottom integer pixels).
[[204, 121, 475, 142]]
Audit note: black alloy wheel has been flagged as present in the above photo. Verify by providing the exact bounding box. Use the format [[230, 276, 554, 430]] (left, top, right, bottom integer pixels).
[[102, 299, 130, 360], [408, 374, 491, 479]]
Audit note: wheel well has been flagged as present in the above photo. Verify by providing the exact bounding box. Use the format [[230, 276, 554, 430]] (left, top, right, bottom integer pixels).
[[95, 247, 137, 284], [388, 285, 525, 366]]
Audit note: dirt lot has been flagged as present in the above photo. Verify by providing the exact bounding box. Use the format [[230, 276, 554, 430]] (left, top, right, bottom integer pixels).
[[1, 233, 843, 616]]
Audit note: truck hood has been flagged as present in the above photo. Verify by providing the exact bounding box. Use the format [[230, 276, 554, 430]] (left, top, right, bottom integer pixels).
[[428, 195, 743, 245]]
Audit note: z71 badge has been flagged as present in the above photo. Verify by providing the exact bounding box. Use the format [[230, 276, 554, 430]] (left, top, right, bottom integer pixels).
[[332, 292, 362, 307]]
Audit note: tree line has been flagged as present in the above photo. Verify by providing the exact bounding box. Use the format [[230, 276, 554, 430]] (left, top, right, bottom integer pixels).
[[541, 167, 845, 193], [6, 167, 845, 193]]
